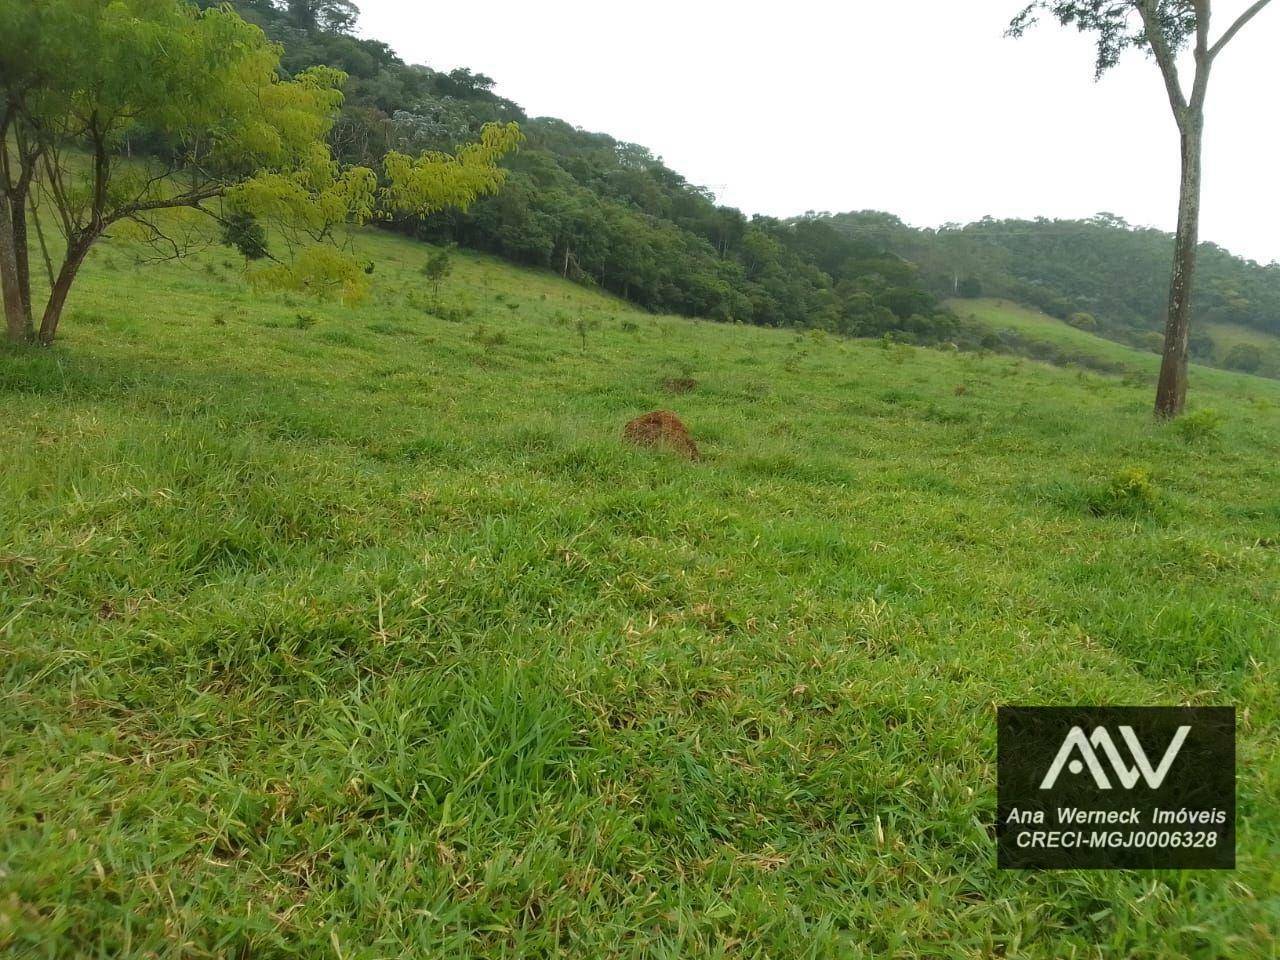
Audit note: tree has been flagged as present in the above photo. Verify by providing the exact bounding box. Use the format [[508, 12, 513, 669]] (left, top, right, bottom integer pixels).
[[284, 0, 359, 33], [0, 0, 521, 346], [421, 246, 453, 296], [1009, 0, 1275, 417]]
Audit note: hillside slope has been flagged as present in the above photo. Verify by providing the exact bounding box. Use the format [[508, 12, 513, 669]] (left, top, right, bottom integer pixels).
[[947, 298, 1161, 374], [948, 297, 1280, 382], [825, 212, 1280, 378], [2, 231, 1279, 958]]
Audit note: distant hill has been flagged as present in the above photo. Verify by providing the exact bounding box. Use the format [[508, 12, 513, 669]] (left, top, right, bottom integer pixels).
[[948, 297, 1280, 381], [820, 212, 1280, 378]]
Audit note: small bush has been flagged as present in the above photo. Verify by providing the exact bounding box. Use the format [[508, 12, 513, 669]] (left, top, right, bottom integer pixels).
[[1083, 467, 1160, 518], [411, 293, 473, 323], [471, 324, 508, 347], [1171, 408, 1224, 444], [1223, 343, 1262, 374]]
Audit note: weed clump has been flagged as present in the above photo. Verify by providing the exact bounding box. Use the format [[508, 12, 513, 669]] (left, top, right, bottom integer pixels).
[[662, 376, 698, 395], [1084, 466, 1161, 518], [471, 325, 508, 347], [1171, 407, 1224, 444], [410, 292, 473, 323]]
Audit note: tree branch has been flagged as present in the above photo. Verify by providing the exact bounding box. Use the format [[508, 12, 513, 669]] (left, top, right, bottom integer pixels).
[[105, 185, 226, 225], [1136, 0, 1189, 119], [1189, 0, 1212, 111], [28, 195, 56, 288], [1209, 0, 1274, 59]]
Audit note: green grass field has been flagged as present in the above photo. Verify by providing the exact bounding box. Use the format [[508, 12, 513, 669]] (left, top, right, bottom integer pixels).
[[3, 230, 1279, 958]]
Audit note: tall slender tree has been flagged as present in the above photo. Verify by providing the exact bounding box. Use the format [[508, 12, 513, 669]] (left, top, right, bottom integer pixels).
[[1009, 0, 1274, 418]]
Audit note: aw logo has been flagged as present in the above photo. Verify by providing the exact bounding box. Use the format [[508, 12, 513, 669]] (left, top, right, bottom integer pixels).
[[1039, 724, 1191, 790], [997, 706, 1235, 869]]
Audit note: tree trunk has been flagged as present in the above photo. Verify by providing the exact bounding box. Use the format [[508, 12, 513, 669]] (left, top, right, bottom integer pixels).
[[37, 240, 91, 346], [12, 191, 32, 324], [0, 193, 29, 344], [1154, 117, 1204, 419]]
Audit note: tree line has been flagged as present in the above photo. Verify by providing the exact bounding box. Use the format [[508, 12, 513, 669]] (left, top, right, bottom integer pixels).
[[206, 0, 961, 341]]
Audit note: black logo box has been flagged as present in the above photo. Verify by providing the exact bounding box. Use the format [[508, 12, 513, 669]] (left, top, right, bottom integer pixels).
[[997, 706, 1235, 869]]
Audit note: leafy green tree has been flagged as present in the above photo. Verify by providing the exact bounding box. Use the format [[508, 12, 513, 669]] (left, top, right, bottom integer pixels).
[[285, 0, 359, 33], [0, 0, 521, 345], [1009, 0, 1275, 417]]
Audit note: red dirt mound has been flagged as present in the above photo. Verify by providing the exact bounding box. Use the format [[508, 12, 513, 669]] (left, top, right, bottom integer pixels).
[[623, 410, 700, 461]]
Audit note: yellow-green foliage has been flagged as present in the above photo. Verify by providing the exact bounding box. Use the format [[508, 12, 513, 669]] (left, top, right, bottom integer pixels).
[[381, 122, 526, 217], [248, 243, 370, 304]]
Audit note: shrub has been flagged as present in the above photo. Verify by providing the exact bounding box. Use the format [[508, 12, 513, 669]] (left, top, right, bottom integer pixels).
[[1084, 467, 1160, 518], [471, 324, 507, 347], [410, 293, 474, 323], [1171, 408, 1224, 444], [221, 211, 268, 261], [574, 317, 600, 352]]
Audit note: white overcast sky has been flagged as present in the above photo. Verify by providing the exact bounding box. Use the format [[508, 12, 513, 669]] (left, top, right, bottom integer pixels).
[[356, 1, 1279, 264]]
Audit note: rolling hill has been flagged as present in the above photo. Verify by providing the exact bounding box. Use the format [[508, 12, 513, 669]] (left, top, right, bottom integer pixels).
[[2, 227, 1279, 957], [949, 297, 1280, 383]]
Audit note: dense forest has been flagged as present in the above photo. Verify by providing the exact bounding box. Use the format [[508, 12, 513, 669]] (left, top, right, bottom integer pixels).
[[204, 0, 1279, 374]]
